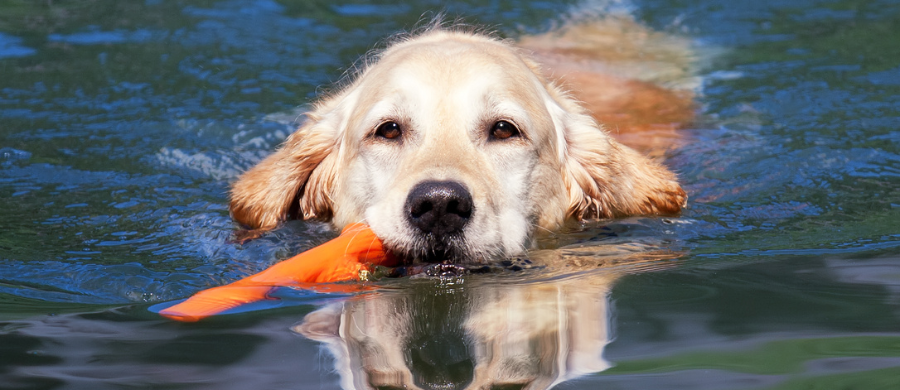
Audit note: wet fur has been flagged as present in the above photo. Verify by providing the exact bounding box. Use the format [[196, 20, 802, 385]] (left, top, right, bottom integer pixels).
[[229, 22, 688, 261]]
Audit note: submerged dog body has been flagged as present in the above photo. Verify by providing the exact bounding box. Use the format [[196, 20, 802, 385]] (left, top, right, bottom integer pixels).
[[229, 26, 687, 263]]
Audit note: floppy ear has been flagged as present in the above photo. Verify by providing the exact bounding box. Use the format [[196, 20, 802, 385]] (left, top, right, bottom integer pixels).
[[229, 101, 346, 230], [547, 86, 687, 220]]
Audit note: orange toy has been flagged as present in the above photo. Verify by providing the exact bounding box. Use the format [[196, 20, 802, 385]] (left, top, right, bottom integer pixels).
[[159, 223, 396, 322]]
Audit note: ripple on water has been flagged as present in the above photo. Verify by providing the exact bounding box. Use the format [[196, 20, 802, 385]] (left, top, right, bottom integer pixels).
[[0, 0, 899, 387]]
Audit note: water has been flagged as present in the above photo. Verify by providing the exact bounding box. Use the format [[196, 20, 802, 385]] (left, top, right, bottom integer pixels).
[[1, 0, 899, 388]]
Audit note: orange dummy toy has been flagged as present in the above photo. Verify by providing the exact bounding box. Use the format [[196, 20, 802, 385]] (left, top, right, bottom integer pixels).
[[159, 223, 397, 322]]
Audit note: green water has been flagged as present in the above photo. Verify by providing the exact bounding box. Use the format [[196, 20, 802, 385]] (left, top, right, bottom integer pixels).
[[1, 0, 900, 389]]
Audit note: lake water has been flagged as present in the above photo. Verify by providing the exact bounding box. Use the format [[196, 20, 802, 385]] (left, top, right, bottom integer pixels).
[[2, 0, 900, 389]]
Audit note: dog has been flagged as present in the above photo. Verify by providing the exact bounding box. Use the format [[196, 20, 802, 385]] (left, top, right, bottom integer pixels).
[[231, 13, 699, 389], [228, 19, 690, 264]]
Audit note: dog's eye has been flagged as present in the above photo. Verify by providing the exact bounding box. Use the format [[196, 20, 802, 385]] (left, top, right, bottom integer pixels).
[[375, 121, 402, 140], [490, 121, 519, 140]]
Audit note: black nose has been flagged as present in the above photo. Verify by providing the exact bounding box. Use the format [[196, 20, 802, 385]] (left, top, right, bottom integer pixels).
[[405, 181, 473, 238]]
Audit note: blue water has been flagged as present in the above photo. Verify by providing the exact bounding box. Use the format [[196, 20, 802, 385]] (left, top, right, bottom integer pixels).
[[2, 0, 900, 389]]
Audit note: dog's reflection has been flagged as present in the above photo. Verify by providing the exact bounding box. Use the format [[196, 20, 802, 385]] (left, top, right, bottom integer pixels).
[[293, 272, 618, 390]]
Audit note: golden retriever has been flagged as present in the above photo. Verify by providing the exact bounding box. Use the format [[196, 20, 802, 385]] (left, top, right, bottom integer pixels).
[[228, 21, 689, 263]]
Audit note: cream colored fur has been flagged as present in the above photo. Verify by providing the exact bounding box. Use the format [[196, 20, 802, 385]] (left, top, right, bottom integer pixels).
[[229, 26, 686, 261]]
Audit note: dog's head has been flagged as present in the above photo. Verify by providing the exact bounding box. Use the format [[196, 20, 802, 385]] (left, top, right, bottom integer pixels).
[[229, 29, 686, 263]]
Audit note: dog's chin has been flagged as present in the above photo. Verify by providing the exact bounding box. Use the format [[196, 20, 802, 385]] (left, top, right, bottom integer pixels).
[[385, 233, 479, 264]]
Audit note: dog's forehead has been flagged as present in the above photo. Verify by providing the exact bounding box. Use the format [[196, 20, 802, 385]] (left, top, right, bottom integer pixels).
[[362, 35, 541, 101]]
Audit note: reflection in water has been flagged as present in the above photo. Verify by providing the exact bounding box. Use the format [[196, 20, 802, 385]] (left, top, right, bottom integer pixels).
[[294, 273, 618, 390]]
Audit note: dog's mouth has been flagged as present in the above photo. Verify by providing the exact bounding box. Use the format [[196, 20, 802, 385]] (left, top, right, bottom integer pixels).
[[371, 229, 541, 278], [386, 233, 474, 264]]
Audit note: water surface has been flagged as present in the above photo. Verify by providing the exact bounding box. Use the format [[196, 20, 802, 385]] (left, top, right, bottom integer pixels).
[[2, 0, 900, 389]]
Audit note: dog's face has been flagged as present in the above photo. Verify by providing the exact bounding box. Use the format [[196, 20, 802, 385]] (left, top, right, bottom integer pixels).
[[331, 35, 567, 262], [229, 30, 686, 263]]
